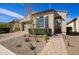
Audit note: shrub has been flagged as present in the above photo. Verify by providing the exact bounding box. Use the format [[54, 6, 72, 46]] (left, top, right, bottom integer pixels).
[[0, 28, 10, 33], [25, 38, 30, 42], [0, 22, 13, 33], [28, 28, 52, 36], [43, 35, 49, 42], [29, 43, 36, 50]]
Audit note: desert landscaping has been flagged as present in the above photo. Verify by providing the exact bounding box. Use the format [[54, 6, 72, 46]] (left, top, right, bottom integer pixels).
[[64, 35, 79, 55], [0, 3, 79, 55], [0, 31, 79, 55], [0, 32, 49, 55]]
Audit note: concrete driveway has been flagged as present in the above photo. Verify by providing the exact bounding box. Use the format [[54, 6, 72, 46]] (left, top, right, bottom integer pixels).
[[0, 31, 26, 42]]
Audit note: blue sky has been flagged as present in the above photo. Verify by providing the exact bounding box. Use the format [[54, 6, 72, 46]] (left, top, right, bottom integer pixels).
[[0, 3, 79, 22]]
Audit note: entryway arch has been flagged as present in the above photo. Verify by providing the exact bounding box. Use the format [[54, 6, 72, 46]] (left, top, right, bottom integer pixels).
[[54, 16, 62, 33]]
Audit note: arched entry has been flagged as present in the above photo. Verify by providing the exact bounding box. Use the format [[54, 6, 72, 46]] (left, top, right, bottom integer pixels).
[[54, 17, 62, 33]]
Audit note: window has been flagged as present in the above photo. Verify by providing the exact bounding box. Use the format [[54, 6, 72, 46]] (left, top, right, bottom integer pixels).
[[45, 16, 49, 28], [36, 16, 49, 28], [36, 16, 44, 28]]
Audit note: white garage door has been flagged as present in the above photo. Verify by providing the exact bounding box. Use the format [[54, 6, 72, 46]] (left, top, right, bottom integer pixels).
[[24, 24, 31, 34]]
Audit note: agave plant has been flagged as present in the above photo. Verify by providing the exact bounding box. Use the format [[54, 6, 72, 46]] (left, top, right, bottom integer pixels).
[[29, 43, 36, 50]]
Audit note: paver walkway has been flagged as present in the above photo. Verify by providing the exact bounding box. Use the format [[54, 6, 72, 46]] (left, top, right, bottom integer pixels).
[[39, 34, 67, 55]]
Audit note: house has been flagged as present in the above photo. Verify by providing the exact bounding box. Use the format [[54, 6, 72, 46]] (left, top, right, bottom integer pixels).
[[10, 19, 21, 32], [67, 16, 79, 32], [20, 9, 68, 34]]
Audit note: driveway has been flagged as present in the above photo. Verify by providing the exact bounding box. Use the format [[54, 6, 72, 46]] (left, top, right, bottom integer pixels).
[[0, 31, 26, 42], [0, 31, 26, 55]]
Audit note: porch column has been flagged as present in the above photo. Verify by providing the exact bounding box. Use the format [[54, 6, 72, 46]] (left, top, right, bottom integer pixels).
[[49, 14, 54, 34], [33, 17, 36, 28], [62, 20, 66, 35], [20, 22, 22, 31], [77, 17, 79, 32]]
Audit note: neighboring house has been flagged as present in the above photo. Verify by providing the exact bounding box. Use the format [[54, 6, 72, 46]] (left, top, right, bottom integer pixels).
[[67, 17, 79, 32], [20, 9, 67, 34], [10, 19, 21, 32]]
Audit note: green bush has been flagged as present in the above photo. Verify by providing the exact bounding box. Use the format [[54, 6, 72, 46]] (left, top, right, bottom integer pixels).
[[0, 22, 13, 33], [28, 28, 52, 36], [0, 28, 10, 33]]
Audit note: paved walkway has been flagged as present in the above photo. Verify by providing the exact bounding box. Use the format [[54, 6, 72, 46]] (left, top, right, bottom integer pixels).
[[39, 34, 67, 55]]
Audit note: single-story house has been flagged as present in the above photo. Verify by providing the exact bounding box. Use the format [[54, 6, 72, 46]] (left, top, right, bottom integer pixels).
[[10, 19, 21, 32], [67, 16, 79, 32], [20, 9, 68, 34]]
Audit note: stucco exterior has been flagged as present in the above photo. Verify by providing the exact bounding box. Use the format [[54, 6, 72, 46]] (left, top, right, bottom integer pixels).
[[67, 17, 79, 32], [56, 11, 67, 34], [20, 9, 67, 34]]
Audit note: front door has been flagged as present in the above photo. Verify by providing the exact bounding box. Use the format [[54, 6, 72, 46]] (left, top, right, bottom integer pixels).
[[54, 19, 62, 33]]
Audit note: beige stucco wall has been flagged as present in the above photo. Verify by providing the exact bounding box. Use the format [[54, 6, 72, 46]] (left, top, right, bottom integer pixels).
[[20, 22, 22, 31], [58, 12, 67, 34], [20, 10, 67, 34], [76, 19, 79, 32], [54, 11, 67, 34], [67, 17, 79, 32], [32, 13, 55, 34], [67, 21, 75, 32], [77, 17, 79, 32], [57, 12, 67, 20], [33, 16, 36, 28], [49, 13, 54, 34]]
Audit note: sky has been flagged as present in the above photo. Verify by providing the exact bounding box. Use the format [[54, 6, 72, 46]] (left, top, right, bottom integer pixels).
[[0, 3, 79, 22]]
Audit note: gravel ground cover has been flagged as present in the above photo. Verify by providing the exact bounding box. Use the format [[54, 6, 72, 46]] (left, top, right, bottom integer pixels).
[[64, 35, 79, 55], [0, 35, 47, 55]]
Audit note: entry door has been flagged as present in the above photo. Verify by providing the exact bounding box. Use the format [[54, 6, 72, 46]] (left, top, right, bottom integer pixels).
[[55, 19, 62, 33]]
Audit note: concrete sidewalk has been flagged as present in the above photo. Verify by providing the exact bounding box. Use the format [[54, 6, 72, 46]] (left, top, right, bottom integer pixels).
[[39, 34, 67, 55], [0, 44, 15, 55]]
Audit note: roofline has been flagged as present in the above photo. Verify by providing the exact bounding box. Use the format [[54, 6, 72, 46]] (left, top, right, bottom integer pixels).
[[20, 9, 68, 22], [67, 17, 77, 25], [32, 9, 55, 15], [32, 9, 68, 15]]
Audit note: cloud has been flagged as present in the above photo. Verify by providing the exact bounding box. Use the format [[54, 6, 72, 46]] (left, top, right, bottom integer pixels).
[[0, 8, 24, 18], [0, 16, 5, 18]]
